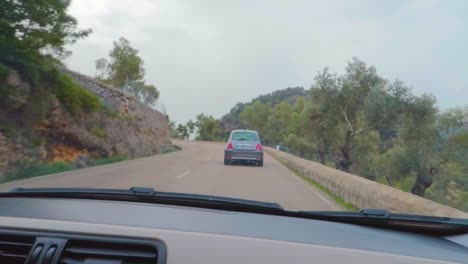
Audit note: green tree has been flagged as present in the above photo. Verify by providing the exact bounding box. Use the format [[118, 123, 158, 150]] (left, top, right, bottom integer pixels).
[[399, 94, 441, 197], [426, 107, 468, 205], [123, 81, 159, 107], [95, 37, 159, 107], [266, 101, 294, 144], [283, 133, 312, 158], [176, 124, 189, 139], [186, 120, 196, 135], [437, 106, 467, 137], [169, 121, 178, 138], [352, 130, 381, 179], [218, 57, 467, 209], [94, 57, 108, 82], [100, 37, 144, 87], [376, 145, 412, 187], [239, 101, 271, 141], [311, 58, 412, 172], [221, 87, 305, 136], [0, 0, 91, 62], [300, 100, 339, 164], [169, 120, 197, 139], [447, 131, 468, 150], [194, 114, 222, 141], [376, 102, 466, 198]]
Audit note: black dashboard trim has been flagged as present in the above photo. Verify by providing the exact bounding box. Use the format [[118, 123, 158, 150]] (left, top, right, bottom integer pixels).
[[0, 228, 167, 264]]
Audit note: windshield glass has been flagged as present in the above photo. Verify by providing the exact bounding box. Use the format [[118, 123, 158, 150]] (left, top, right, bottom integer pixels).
[[231, 131, 258, 141], [0, 0, 466, 219]]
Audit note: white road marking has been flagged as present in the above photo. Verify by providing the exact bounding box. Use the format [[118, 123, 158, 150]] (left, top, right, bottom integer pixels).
[[292, 172, 342, 210], [176, 170, 190, 179], [267, 153, 342, 210], [308, 186, 341, 210]]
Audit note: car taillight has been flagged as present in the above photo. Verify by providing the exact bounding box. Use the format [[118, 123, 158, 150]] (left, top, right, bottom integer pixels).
[[256, 144, 262, 151], [227, 142, 233, 150]]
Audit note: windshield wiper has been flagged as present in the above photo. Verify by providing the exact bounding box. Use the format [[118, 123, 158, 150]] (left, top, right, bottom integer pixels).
[[2, 188, 467, 236], [3, 187, 284, 214], [296, 209, 468, 236]]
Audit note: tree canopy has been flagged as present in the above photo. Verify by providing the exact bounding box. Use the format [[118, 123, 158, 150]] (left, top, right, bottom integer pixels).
[[220, 87, 306, 135], [215, 58, 467, 210], [1, 0, 91, 63], [171, 114, 222, 141], [95, 37, 159, 107]]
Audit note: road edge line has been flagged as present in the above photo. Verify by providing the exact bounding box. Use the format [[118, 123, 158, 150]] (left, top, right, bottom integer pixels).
[[269, 153, 358, 211]]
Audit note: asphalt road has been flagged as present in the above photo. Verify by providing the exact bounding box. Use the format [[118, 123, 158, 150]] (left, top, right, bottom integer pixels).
[[0, 140, 340, 211]]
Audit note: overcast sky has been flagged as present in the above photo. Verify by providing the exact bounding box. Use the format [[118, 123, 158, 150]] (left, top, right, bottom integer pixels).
[[67, 0, 467, 124]]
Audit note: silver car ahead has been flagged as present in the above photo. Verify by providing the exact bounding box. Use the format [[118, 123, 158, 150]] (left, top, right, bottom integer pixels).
[[224, 129, 263, 166]]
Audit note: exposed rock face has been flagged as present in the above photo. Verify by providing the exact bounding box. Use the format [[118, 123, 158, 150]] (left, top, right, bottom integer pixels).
[[0, 132, 18, 175], [3, 70, 31, 110], [0, 132, 46, 175], [44, 69, 171, 158], [0, 68, 171, 174]]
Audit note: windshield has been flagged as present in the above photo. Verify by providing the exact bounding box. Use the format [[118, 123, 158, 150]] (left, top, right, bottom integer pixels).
[[231, 131, 258, 141], [0, 0, 466, 220]]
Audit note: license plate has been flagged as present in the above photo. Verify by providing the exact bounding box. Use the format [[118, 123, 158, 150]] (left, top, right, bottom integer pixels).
[[237, 144, 251, 150]]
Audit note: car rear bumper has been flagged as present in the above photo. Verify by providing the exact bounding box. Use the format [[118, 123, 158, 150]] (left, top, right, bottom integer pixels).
[[225, 150, 263, 161]]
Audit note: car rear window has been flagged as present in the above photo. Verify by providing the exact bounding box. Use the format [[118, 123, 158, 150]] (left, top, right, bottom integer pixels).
[[231, 131, 258, 141]]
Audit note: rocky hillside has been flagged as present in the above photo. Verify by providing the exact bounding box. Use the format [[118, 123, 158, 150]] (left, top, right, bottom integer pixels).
[[0, 67, 171, 175]]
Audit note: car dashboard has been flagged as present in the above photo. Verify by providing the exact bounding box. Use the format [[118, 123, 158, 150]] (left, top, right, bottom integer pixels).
[[0, 197, 467, 264]]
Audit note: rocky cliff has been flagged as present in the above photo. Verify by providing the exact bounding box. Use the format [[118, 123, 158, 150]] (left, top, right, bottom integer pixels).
[[0, 67, 171, 175], [55, 69, 171, 157]]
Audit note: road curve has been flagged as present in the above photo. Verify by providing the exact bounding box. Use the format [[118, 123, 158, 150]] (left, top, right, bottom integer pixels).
[[0, 140, 340, 211]]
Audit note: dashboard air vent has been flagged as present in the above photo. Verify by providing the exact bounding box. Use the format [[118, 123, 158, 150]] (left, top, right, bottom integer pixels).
[[59, 240, 158, 264], [0, 234, 35, 263]]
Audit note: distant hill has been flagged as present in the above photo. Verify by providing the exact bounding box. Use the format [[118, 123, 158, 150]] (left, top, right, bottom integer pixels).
[[220, 87, 307, 134]]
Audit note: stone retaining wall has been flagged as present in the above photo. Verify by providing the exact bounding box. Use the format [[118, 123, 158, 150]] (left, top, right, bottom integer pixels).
[[265, 147, 467, 218]]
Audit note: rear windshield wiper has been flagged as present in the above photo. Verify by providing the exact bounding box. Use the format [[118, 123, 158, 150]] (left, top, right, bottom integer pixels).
[[3, 187, 284, 214], [295, 209, 468, 236]]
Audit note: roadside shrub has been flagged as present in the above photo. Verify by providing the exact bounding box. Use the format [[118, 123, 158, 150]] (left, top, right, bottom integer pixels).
[[0, 84, 14, 99], [1, 60, 101, 115], [52, 72, 102, 114], [0, 63, 10, 80], [2, 161, 74, 182], [103, 108, 135, 122], [0, 64, 13, 99], [160, 145, 181, 154], [0, 156, 129, 183], [394, 176, 415, 193], [89, 156, 127, 166], [90, 127, 108, 139], [0, 127, 15, 138]]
